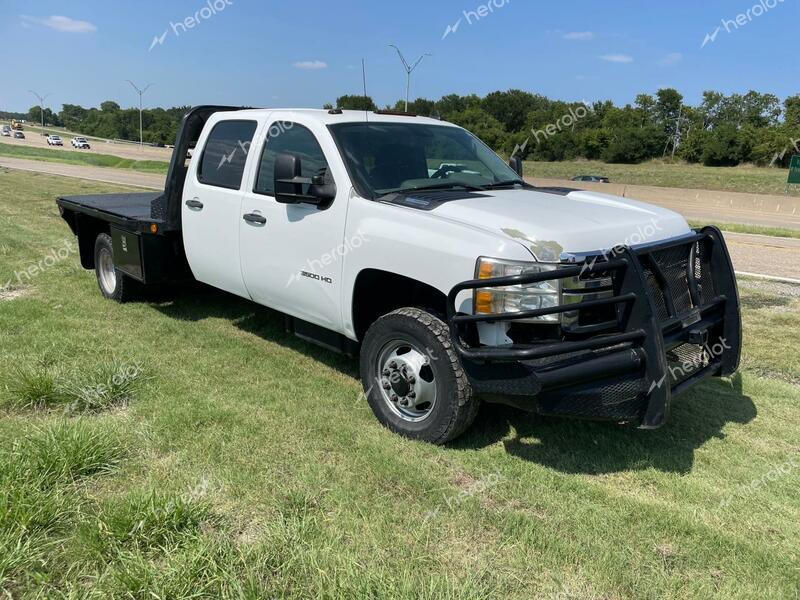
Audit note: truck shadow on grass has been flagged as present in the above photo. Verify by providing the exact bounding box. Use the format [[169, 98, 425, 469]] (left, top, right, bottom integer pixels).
[[149, 283, 359, 377], [454, 374, 756, 475], [150, 284, 755, 476]]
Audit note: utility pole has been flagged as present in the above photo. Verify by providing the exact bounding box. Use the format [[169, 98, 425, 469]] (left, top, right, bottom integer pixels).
[[28, 90, 51, 135], [389, 45, 431, 112], [125, 80, 153, 150]]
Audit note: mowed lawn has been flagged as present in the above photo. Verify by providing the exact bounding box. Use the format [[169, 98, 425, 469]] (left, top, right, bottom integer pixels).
[[0, 168, 798, 599], [527, 159, 792, 196]]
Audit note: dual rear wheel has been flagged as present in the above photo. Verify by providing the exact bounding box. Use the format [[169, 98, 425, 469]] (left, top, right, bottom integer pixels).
[[93, 233, 138, 302]]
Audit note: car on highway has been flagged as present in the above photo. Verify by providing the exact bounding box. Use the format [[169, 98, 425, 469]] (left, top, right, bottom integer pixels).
[[46, 135, 64, 146], [13, 131, 25, 139], [0, 125, 11, 137], [71, 137, 91, 149], [572, 175, 610, 183], [55, 105, 742, 444]]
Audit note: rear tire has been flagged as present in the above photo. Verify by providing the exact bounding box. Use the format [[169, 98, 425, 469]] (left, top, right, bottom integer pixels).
[[93, 233, 139, 302], [360, 307, 480, 444]]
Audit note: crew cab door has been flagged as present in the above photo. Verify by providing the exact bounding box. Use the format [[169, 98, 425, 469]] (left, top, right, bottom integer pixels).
[[182, 118, 259, 297], [239, 116, 350, 332]]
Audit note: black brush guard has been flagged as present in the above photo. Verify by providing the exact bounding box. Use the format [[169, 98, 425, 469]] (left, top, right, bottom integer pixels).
[[446, 227, 741, 427]]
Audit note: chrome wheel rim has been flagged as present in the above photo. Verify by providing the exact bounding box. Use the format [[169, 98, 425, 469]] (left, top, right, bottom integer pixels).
[[98, 247, 117, 295], [376, 339, 437, 422]]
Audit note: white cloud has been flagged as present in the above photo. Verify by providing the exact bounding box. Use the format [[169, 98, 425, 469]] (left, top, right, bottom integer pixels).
[[293, 60, 328, 70], [598, 54, 634, 64], [563, 31, 594, 41], [659, 52, 683, 66], [20, 14, 97, 33]]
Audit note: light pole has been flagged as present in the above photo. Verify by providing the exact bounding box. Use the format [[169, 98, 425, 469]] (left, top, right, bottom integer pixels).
[[28, 90, 51, 135], [125, 80, 153, 150], [389, 45, 431, 112]]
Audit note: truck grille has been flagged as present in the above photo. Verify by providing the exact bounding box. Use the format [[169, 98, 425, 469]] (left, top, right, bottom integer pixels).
[[642, 239, 717, 321], [568, 238, 718, 329]]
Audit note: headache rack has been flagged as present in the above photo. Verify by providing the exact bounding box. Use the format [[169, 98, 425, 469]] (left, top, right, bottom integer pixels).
[[446, 226, 742, 428]]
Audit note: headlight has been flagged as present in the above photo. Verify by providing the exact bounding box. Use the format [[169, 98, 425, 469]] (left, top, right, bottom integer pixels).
[[474, 257, 561, 323]]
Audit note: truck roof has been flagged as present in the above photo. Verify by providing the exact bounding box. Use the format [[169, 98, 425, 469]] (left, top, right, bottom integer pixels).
[[223, 108, 455, 127]]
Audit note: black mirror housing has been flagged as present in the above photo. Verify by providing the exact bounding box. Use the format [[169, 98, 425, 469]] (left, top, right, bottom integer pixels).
[[509, 155, 523, 177], [274, 153, 336, 209]]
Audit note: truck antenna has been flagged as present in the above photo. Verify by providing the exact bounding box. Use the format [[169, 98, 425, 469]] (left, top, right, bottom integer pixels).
[[361, 58, 369, 123]]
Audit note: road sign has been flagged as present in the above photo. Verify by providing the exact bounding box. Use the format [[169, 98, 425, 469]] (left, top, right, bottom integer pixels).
[[788, 155, 800, 187]]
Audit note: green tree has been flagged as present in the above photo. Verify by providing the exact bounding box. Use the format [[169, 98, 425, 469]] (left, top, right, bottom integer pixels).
[[59, 104, 89, 131], [784, 95, 800, 128], [27, 105, 62, 127], [702, 125, 744, 166], [335, 95, 377, 111], [602, 127, 663, 163], [655, 88, 683, 126], [482, 89, 545, 133], [447, 108, 507, 151]]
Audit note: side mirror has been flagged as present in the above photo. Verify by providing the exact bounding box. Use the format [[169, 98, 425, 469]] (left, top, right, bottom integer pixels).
[[274, 153, 336, 208], [509, 155, 523, 178]]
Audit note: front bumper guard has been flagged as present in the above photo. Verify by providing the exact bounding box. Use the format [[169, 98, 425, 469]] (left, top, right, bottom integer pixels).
[[446, 227, 742, 428]]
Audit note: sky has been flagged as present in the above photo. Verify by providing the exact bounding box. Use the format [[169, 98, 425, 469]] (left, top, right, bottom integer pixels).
[[0, 0, 797, 113]]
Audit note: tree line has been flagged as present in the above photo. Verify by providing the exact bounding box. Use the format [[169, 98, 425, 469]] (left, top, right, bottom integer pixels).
[[331, 89, 800, 168], [15, 87, 800, 166], [23, 102, 190, 146]]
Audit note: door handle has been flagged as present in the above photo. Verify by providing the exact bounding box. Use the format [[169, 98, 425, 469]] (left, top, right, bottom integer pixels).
[[185, 199, 204, 210], [243, 212, 267, 225]]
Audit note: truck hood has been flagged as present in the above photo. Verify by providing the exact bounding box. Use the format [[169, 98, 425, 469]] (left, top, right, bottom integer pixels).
[[419, 187, 692, 261]]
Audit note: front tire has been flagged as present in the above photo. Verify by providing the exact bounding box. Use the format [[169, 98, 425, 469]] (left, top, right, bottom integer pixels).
[[93, 233, 138, 302], [360, 308, 480, 444]]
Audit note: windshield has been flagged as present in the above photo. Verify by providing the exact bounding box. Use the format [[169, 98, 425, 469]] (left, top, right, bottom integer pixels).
[[328, 122, 522, 198]]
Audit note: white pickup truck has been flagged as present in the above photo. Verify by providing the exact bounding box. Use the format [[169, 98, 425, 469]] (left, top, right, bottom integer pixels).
[[57, 106, 741, 443]]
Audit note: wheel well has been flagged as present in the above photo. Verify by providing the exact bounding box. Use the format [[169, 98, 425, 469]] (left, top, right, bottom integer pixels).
[[352, 269, 448, 341], [74, 214, 110, 270]]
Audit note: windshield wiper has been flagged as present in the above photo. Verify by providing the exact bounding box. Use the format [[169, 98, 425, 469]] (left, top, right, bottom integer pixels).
[[379, 182, 487, 197], [483, 180, 524, 189]]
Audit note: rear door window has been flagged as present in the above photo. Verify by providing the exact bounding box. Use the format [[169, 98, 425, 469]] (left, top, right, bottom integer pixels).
[[198, 120, 258, 189]]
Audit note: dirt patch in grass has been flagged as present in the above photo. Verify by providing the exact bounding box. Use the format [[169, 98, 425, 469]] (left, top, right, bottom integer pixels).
[[0, 287, 31, 302]]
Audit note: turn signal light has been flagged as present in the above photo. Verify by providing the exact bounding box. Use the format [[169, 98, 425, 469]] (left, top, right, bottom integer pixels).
[[475, 290, 494, 313]]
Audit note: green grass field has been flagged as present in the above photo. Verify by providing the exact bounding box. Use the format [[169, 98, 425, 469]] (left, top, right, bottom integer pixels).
[[0, 141, 168, 174], [1, 169, 799, 598], [527, 159, 792, 196]]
